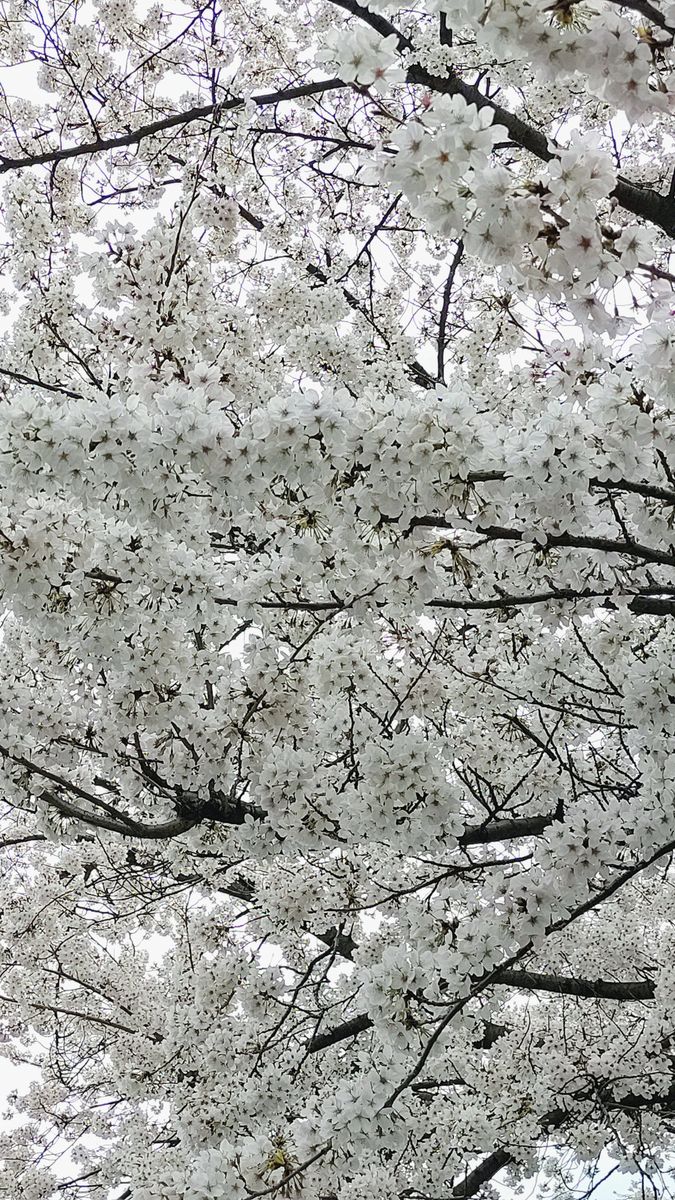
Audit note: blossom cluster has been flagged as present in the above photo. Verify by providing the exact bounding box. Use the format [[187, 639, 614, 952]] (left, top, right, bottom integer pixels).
[[0, 0, 673, 1197]]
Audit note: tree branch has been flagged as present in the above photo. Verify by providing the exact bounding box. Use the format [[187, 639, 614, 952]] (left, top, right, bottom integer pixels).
[[410, 517, 675, 569], [451, 1149, 513, 1199], [330, 0, 675, 237], [307, 966, 655, 1054], [437, 239, 464, 384], [603, 0, 675, 35], [496, 969, 655, 1001], [6, 0, 675, 239], [429, 588, 675, 618], [0, 78, 347, 174]]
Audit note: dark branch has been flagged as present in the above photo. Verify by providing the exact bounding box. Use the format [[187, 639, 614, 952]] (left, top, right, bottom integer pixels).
[[497, 969, 655, 1001], [0, 79, 347, 174], [410, 517, 675, 569], [330, 0, 675, 238], [0, 366, 85, 400], [429, 588, 675, 618], [5, 0, 675, 241], [460, 814, 555, 844], [451, 1149, 513, 1199], [308, 1013, 373, 1052], [603, 0, 675, 34], [307, 961, 655, 1054], [437, 239, 464, 384]]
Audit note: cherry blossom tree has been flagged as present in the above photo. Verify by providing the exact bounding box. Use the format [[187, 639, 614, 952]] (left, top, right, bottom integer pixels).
[[0, 0, 674, 1196]]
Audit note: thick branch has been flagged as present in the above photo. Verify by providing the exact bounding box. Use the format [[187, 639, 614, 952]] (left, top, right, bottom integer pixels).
[[330, 0, 675, 238], [308, 1012, 507, 1055], [42, 791, 197, 838], [39, 788, 265, 839], [308, 1013, 373, 1052], [460, 814, 554, 844], [497, 969, 655, 1001], [308, 967, 656, 1053], [442, 1070, 675, 1200], [35, 757, 557, 845], [451, 1149, 513, 1199]]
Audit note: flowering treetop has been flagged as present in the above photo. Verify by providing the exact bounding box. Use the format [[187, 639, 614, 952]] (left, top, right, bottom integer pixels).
[[0, 0, 673, 1197]]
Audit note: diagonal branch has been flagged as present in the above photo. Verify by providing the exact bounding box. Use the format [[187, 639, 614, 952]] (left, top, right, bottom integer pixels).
[[307, 967, 655, 1054], [330, 0, 675, 237], [0, 78, 347, 174], [437, 238, 464, 384], [0, 366, 85, 400], [450, 1148, 513, 1199], [309, 844, 675, 1060], [602, 0, 675, 34], [0, 992, 141, 1038]]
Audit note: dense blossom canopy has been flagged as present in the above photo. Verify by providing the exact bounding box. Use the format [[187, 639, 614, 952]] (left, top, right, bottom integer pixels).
[[0, 0, 674, 1197]]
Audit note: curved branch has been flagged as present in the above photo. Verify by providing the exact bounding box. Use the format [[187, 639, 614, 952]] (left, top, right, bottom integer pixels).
[[41, 787, 271, 838], [41, 791, 197, 839], [34, 761, 557, 845]]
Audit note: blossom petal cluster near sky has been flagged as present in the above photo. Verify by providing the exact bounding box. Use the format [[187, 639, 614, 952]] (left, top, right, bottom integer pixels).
[[0, 0, 674, 1197]]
